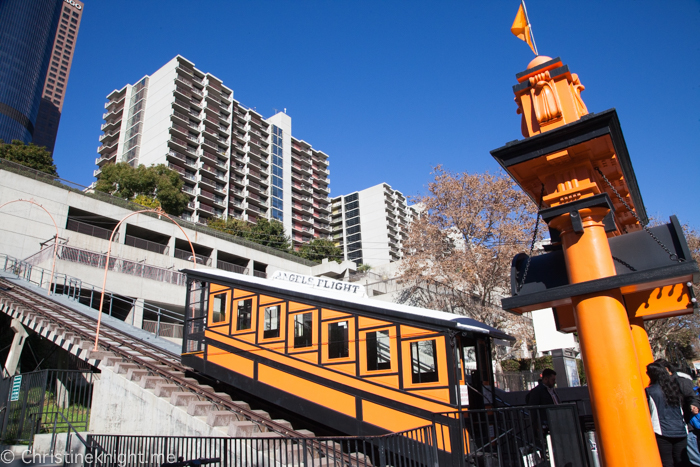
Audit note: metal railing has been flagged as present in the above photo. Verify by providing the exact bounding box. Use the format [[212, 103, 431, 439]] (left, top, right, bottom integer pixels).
[[125, 235, 169, 255], [173, 248, 212, 266], [433, 404, 589, 467], [1, 253, 186, 338], [87, 425, 437, 467], [55, 245, 186, 286], [216, 259, 248, 275], [66, 218, 117, 242], [142, 320, 183, 339], [1, 370, 96, 445]]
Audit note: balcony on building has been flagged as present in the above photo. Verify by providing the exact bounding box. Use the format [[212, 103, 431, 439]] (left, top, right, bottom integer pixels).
[[246, 203, 267, 216], [294, 213, 314, 226], [217, 251, 249, 275], [198, 174, 217, 191], [104, 92, 125, 110], [166, 149, 189, 169], [95, 151, 117, 167], [101, 105, 124, 122], [247, 193, 267, 208], [100, 118, 122, 132], [246, 180, 265, 195], [174, 239, 212, 266], [66, 208, 119, 241], [230, 174, 245, 188], [124, 224, 170, 255], [292, 183, 313, 196], [315, 222, 331, 233], [99, 130, 119, 144]]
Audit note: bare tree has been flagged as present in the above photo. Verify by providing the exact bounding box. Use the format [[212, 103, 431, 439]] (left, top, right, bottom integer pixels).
[[398, 167, 542, 357]]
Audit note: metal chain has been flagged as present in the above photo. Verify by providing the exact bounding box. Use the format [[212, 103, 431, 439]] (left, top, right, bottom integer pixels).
[[518, 184, 545, 292], [594, 167, 683, 262]]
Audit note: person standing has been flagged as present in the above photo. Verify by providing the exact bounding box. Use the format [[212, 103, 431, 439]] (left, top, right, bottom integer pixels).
[[647, 362, 690, 467], [526, 368, 560, 405], [656, 359, 700, 466]]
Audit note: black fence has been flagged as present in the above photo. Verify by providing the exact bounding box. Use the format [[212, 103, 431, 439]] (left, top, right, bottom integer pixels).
[[87, 425, 437, 467], [433, 403, 590, 467], [1, 370, 97, 445], [85, 404, 590, 467]]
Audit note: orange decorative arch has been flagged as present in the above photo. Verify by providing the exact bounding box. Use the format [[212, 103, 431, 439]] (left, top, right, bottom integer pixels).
[[0, 199, 59, 296], [94, 208, 198, 351]]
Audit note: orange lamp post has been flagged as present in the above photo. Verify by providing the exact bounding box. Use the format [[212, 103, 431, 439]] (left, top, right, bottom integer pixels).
[[491, 56, 699, 467]]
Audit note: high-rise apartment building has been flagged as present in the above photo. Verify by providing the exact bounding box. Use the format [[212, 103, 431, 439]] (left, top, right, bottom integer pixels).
[[94, 56, 332, 247], [331, 183, 417, 266], [0, 0, 64, 144], [33, 0, 84, 153]]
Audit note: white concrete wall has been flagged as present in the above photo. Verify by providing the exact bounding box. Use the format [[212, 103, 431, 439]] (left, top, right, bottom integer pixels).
[[138, 57, 178, 168], [89, 367, 228, 437], [531, 308, 578, 352]]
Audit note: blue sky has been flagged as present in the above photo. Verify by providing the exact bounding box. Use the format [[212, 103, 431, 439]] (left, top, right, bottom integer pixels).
[[54, 1, 700, 227]]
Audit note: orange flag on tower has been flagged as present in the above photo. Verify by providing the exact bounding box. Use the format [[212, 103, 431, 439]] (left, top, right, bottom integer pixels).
[[511, 1, 538, 55]]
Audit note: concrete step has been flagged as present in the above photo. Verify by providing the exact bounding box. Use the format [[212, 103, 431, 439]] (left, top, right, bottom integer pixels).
[[170, 391, 200, 407], [140, 376, 167, 389], [272, 419, 294, 431], [187, 401, 215, 416], [114, 362, 140, 375], [126, 369, 150, 382], [228, 420, 263, 436], [206, 410, 241, 427], [102, 355, 123, 367], [155, 383, 181, 398]]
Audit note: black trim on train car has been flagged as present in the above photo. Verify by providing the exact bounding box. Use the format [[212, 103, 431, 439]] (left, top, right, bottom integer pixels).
[[204, 337, 456, 416]]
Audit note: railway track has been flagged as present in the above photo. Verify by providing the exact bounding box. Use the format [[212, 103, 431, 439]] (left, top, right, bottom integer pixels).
[[0, 276, 310, 438]]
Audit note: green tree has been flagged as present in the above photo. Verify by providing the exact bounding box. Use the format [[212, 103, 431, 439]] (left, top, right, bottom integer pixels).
[[297, 238, 344, 263], [247, 218, 291, 251], [95, 162, 189, 215], [207, 217, 250, 237], [0, 139, 58, 176], [207, 217, 291, 252]]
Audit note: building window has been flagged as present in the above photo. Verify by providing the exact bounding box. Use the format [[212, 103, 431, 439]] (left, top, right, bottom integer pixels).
[[263, 305, 280, 339], [367, 330, 391, 371], [236, 299, 252, 330], [293, 313, 313, 348], [328, 321, 349, 359], [271, 125, 284, 222], [410, 340, 439, 383], [212, 293, 227, 323]]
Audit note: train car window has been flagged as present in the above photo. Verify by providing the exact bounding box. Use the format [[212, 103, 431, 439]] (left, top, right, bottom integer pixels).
[[236, 299, 252, 330], [264, 305, 280, 338], [366, 330, 391, 371], [328, 321, 349, 359], [410, 340, 439, 383], [294, 313, 313, 348], [212, 293, 227, 323]]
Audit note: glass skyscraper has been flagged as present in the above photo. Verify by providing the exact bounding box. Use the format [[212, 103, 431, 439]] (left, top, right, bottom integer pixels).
[[0, 0, 63, 144]]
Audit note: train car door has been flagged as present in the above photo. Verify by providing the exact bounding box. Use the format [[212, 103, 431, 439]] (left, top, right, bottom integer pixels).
[[456, 335, 493, 409]]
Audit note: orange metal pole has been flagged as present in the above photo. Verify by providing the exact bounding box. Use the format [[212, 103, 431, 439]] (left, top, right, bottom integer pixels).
[[629, 315, 654, 388], [550, 207, 661, 467]]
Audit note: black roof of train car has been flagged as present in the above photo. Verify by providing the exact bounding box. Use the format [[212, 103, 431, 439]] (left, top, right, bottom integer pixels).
[[181, 268, 515, 342]]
